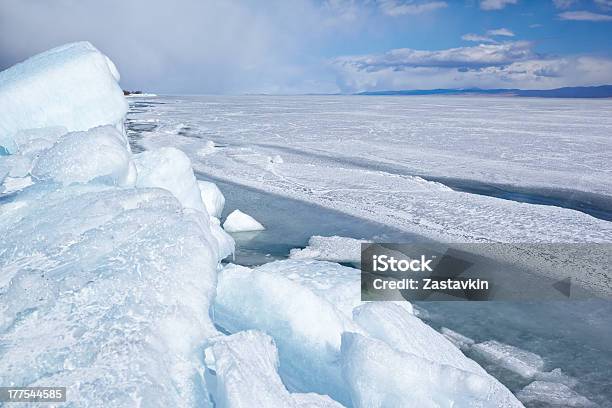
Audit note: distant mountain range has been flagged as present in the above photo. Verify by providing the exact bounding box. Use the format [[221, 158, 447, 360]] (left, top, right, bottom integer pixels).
[[356, 85, 612, 98]]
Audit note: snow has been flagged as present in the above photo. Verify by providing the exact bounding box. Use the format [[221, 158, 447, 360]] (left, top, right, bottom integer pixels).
[[0, 42, 233, 407], [472, 340, 545, 379], [341, 332, 523, 408], [222, 209, 265, 232], [290, 235, 369, 264], [0, 42, 127, 153], [516, 381, 595, 407], [203, 330, 344, 408], [270, 154, 284, 164], [198, 180, 225, 218], [32, 125, 137, 187], [134, 147, 207, 213]]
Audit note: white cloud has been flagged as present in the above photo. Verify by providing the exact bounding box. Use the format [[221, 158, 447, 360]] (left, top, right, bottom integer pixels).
[[333, 42, 534, 71], [487, 28, 515, 36], [331, 42, 612, 92], [462, 28, 514, 44], [480, 0, 518, 11], [462, 34, 498, 43], [553, 0, 578, 9], [377, 0, 447, 16], [558, 10, 612, 20]]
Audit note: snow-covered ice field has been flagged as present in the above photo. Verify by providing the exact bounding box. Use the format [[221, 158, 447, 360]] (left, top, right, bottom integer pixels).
[[131, 94, 612, 220]]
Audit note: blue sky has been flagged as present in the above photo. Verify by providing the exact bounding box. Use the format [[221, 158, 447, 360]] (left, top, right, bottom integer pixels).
[[1, 0, 611, 93]]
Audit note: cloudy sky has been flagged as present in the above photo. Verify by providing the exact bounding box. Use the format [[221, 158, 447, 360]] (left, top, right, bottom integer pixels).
[[1, 0, 612, 94]]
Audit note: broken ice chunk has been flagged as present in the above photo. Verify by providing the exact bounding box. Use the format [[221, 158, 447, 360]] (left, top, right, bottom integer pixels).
[[517, 381, 595, 407], [222, 209, 265, 232], [213, 262, 360, 405], [0, 42, 127, 154], [353, 303, 485, 375], [32, 125, 136, 187], [197, 180, 225, 218], [203, 330, 344, 408], [341, 332, 523, 408], [472, 340, 545, 379], [289, 235, 370, 264], [134, 147, 206, 212], [534, 368, 578, 388]]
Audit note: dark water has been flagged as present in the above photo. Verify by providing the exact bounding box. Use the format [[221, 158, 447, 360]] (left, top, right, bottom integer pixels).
[[195, 171, 427, 266], [432, 177, 612, 222], [421, 300, 612, 407]]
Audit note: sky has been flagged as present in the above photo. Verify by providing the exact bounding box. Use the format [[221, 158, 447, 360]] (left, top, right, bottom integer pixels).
[[1, 0, 612, 94]]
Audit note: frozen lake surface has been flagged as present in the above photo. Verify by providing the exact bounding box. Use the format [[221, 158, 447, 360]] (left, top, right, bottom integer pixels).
[[128, 95, 612, 407]]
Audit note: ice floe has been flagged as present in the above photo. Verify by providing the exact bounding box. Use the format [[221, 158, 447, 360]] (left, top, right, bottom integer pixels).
[[472, 340, 545, 379], [222, 209, 265, 232], [290, 235, 369, 264], [517, 381, 595, 407], [534, 368, 578, 388]]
